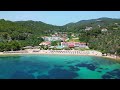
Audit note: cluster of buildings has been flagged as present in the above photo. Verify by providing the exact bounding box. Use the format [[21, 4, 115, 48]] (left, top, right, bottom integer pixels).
[[42, 36, 63, 42], [39, 32, 89, 50], [39, 41, 88, 49], [42, 32, 68, 42], [61, 42, 87, 48]]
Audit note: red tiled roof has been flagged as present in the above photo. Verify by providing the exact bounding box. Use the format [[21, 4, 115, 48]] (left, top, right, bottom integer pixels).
[[61, 42, 86, 46], [68, 44, 74, 48]]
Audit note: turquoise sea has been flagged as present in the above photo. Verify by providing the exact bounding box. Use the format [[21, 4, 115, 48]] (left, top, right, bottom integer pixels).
[[0, 55, 120, 79]]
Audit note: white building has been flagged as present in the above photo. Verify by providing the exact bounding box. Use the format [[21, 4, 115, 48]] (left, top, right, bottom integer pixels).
[[42, 36, 62, 41], [101, 28, 107, 32], [85, 27, 93, 31]]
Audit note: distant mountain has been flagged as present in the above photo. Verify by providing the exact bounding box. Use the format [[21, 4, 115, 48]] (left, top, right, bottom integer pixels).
[[1, 17, 120, 34], [63, 17, 120, 32]]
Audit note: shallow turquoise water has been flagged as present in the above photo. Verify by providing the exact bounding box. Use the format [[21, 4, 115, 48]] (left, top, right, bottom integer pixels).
[[0, 55, 120, 79]]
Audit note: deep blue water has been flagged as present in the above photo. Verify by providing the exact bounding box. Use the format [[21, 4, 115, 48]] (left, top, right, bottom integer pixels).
[[0, 55, 120, 79]]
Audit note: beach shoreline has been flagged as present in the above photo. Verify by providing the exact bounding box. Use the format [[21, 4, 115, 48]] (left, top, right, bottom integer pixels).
[[0, 49, 120, 61]]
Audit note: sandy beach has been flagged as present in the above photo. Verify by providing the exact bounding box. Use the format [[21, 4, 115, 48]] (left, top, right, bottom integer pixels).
[[0, 49, 102, 55], [0, 49, 120, 60]]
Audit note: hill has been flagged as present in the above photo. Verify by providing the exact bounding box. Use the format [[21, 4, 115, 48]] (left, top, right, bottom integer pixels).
[[65, 17, 120, 55], [64, 17, 120, 32], [0, 19, 64, 51], [0, 18, 120, 55]]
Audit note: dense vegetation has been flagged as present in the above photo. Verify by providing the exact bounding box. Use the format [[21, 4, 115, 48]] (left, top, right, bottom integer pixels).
[[0, 17, 120, 56], [83, 29, 120, 55], [64, 17, 120, 55], [0, 19, 63, 51], [78, 18, 120, 55]]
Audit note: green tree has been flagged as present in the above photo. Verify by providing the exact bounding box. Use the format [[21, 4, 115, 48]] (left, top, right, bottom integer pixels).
[[51, 41, 60, 46], [117, 48, 120, 56]]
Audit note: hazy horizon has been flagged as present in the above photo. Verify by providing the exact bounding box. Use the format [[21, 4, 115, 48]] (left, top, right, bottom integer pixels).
[[0, 11, 120, 26]]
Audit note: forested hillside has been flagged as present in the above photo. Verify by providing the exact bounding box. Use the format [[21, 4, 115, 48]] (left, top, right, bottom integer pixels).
[[0, 17, 120, 55], [0, 19, 63, 51], [68, 17, 120, 55]]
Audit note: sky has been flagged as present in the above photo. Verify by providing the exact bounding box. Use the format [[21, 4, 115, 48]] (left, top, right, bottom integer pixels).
[[0, 11, 120, 26]]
